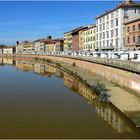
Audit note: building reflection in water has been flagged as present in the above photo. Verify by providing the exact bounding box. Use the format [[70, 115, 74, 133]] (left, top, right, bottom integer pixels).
[[95, 101, 138, 136], [1, 58, 140, 136], [16, 60, 34, 72], [0, 58, 3, 65]]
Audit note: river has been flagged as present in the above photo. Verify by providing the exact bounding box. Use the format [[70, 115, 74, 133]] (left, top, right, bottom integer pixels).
[[0, 58, 139, 138]]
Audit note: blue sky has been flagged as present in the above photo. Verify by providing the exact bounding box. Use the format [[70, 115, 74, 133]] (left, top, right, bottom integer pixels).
[[0, 1, 126, 45]]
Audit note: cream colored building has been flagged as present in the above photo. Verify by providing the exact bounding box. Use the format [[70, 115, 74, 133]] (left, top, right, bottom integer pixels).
[[34, 39, 45, 54], [63, 31, 72, 52], [83, 24, 96, 51], [3, 46, 15, 54], [23, 41, 34, 54], [16, 41, 34, 54], [16, 41, 25, 54]]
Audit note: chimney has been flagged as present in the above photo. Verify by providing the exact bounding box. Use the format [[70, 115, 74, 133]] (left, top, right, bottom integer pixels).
[[46, 36, 52, 39], [16, 41, 19, 45]]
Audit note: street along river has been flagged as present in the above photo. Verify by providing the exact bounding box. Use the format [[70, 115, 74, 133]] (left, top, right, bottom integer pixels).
[[0, 58, 140, 139]]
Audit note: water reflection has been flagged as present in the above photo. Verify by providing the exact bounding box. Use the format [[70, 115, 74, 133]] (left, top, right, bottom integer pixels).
[[0, 58, 140, 138]]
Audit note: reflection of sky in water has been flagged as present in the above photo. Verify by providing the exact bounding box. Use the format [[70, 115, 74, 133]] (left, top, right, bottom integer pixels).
[[0, 58, 139, 138]]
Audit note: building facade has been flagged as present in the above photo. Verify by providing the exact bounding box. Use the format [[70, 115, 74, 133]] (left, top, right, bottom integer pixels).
[[54, 39, 64, 52], [96, 0, 140, 51], [3, 46, 16, 54], [47, 41, 55, 53], [79, 30, 84, 51], [125, 17, 140, 50], [34, 39, 45, 54], [16, 41, 25, 54], [71, 27, 86, 52], [23, 41, 34, 54], [63, 31, 72, 52], [83, 24, 96, 51]]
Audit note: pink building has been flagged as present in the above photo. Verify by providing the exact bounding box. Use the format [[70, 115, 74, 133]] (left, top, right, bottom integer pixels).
[[125, 17, 140, 50]]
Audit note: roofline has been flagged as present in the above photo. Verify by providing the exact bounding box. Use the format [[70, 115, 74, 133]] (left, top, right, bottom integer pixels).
[[96, 2, 140, 19], [82, 24, 96, 31]]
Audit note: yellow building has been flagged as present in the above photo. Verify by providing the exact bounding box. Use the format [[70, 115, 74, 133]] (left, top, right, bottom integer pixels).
[[83, 24, 96, 51], [63, 31, 72, 52], [47, 41, 55, 52], [23, 41, 34, 54]]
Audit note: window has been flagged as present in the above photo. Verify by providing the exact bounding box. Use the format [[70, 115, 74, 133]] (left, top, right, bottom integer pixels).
[[127, 37, 130, 44], [134, 9, 137, 13], [106, 40, 109, 47], [106, 31, 109, 38], [115, 28, 118, 37], [100, 41, 102, 47], [103, 41, 105, 47], [106, 21, 109, 29], [111, 20, 114, 28], [111, 30, 114, 37], [91, 44, 92, 49], [133, 25, 135, 31], [103, 23, 105, 30], [116, 18, 118, 26], [100, 25, 102, 31], [107, 15, 109, 20], [100, 33, 102, 39], [116, 38, 118, 47], [133, 36, 135, 43], [138, 36, 140, 43], [110, 39, 113, 47], [103, 32, 105, 39], [127, 26, 130, 32]]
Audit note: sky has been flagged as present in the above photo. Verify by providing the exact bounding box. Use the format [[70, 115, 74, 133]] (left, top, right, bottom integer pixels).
[[0, 1, 130, 45]]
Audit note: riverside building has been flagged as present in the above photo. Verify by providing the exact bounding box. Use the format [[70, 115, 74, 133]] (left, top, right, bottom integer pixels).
[[124, 17, 140, 50], [96, 0, 140, 51], [63, 31, 72, 52], [83, 24, 96, 51]]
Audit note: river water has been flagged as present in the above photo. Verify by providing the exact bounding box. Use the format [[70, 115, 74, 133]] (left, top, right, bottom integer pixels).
[[0, 58, 140, 139]]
